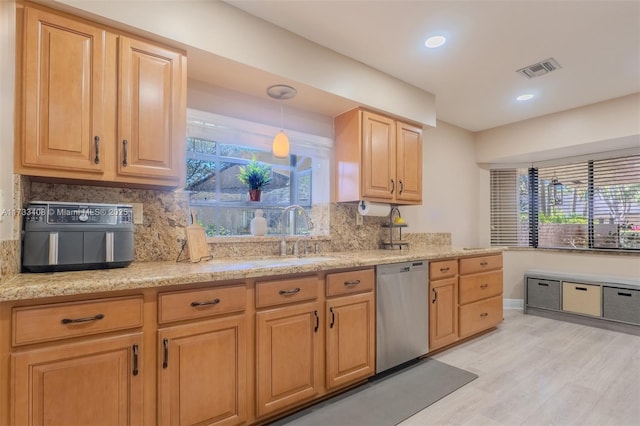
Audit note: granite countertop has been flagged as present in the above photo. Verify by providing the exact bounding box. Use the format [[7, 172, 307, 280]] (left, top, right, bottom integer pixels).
[[0, 247, 504, 302]]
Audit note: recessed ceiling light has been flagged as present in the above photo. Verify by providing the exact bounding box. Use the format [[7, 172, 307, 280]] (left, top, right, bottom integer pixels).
[[517, 94, 535, 101], [425, 35, 446, 48]]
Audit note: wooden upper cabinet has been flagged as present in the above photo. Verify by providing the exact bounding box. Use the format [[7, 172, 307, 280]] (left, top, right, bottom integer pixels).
[[19, 7, 109, 176], [396, 121, 423, 203], [361, 111, 396, 200], [335, 108, 423, 205], [16, 4, 186, 188], [117, 37, 186, 186]]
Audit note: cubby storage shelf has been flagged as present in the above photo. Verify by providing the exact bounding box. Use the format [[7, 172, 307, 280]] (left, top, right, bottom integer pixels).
[[524, 270, 640, 336]]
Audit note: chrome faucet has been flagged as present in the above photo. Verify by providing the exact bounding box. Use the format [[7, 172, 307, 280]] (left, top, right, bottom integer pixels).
[[280, 205, 314, 256]]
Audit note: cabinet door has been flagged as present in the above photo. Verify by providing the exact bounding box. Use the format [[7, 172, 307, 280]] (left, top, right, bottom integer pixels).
[[429, 277, 458, 351], [395, 121, 422, 203], [256, 302, 322, 418], [326, 292, 375, 390], [12, 333, 143, 426], [21, 7, 107, 174], [361, 111, 396, 200], [158, 315, 246, 426], [117, 37, 185, 185]]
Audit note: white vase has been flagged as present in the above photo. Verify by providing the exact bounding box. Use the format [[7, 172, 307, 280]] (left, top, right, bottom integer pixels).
[[250, 209, 267, 236]]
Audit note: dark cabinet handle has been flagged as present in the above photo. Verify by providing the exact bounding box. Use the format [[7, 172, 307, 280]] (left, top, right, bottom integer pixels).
[[314, 310, 319, 332], [390, 179, 395, 194], [61, 313, 104, 324], [330, 307, 335, 329], [480, 284, 489, 289], [279, 288, 301, 295], [122, 139, 128, 167], [538, 282, 549, 287], [617, 292, 632, 297], [432, 288, 437, 304], [191, 298, 220, 307], [162, 338, 169, 369], [132, 344, 139, 376], [399, 180, 404, 194], [440, 267, 450, 272], [344, 280, 361, 286], [480, 312, 489, 318], [575, 287, 588, 291], [480, 261, 489, 266], [94, 136, 100, 164]]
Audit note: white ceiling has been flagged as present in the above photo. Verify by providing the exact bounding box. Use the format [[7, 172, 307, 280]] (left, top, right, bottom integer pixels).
[[221, 0, 640, 132]]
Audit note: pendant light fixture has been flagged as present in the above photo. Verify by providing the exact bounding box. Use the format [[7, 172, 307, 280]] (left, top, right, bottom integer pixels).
[[266, 84, 297, 158]]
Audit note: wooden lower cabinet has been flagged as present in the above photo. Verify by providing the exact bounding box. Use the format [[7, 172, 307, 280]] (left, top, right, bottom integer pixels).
[[157, 315, 246, 426], [11, 333, 143, 426], [458, 295, 503, 338], [255, 301, 322, 418], [326, 292, 375, 390], [429, 276, 459, 350]]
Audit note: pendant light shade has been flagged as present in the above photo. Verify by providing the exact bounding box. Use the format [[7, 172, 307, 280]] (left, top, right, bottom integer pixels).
[[272, 131, 290, 158], [266, 84, 297, 159]]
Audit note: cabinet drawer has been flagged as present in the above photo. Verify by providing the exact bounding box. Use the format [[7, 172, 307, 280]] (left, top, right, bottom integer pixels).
[[458, 295, 503, 338], [527, 278, 561, 310], [459, 270, 503, 305], [327, 269, 374, 297], [429, 260, 458, 280], [459, 254, 503, 275], [603, 286, 640, 325], [562, 282, 601, 317], [158, 284, 246, 324], [13, 296, 143, 346], [256, 275, 319, 309]]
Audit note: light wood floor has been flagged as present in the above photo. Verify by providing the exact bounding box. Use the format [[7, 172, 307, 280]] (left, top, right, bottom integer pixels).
[[401, 310, 640, 426]]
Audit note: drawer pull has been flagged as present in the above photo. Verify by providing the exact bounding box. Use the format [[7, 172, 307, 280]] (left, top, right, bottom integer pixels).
[[344, 280, 361, 286], [61, 313, 104, 324], [440, 267, 450, 272], [329, 307, 335, 328], [575, 287, 588, 291], [538, 282, 549, 287], [480, 312, 489, 318], [314, 310, 319, 332], [480, 284, 489, 289], [279, 287, 301, 296], [617, 292, 633, 297], [480, 262, 488, 266], [132, 344, 139, 376], [190, 298, 220, 307], [162, 338, 169, 369]]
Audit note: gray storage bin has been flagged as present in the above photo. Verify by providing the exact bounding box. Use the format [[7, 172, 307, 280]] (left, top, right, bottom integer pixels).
[[603, 286, 640, 325], [527, 277, 561, 310]]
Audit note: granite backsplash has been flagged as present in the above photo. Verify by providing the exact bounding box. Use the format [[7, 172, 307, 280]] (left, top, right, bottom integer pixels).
[[1, 177, 450, 281]]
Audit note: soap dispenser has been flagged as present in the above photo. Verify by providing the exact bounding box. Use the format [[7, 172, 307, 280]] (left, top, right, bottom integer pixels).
[[250, 209, 267, 236]]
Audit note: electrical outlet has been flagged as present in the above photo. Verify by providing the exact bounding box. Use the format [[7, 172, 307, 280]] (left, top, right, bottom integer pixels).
[[132, 203, 143, 224], [356, 213, 363, 226]]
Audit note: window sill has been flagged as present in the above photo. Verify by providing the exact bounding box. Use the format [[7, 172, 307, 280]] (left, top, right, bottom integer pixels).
[[206, 235, 331, 244], [506, 246, 639, 257]]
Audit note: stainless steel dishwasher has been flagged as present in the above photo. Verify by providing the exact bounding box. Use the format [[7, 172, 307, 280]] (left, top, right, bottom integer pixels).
[[376, 260, 429, 373]]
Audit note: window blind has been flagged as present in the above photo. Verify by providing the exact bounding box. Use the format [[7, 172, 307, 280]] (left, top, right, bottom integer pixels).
[[490, 154, 639, 251], [490, 169, 529, 246]]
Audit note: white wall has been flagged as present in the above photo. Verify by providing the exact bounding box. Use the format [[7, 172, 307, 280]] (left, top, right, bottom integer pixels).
[[403, 120, 480, 248], [477, 95, 640, 301], [0, 0, 15, 241]]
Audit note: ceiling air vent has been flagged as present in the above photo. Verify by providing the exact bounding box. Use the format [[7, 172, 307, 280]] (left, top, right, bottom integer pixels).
[[516, 57, 562, 79]]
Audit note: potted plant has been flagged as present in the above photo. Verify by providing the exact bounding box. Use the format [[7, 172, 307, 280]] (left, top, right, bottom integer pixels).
[[237, 157, 272, 201]]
